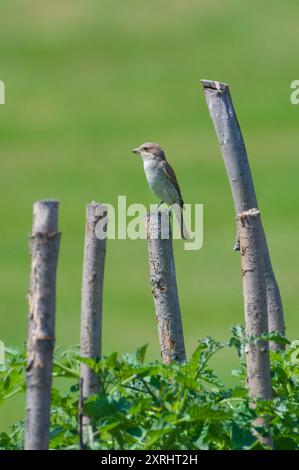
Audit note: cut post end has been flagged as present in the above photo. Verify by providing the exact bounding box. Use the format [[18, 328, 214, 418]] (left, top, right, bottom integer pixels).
[[32, 200, 59, 234], [200, 79, 229, 92], [86, 202, 107, 219]]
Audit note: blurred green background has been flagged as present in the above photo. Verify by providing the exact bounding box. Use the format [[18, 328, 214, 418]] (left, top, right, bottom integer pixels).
[[0, 0, 298, 430]]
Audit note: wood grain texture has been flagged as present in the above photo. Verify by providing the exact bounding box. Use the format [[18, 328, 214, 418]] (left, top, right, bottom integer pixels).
[[238, 209, 272, 447], [25, 200, 61, 450], [146, 210, 186, 364], [80, 202, 107, 440]]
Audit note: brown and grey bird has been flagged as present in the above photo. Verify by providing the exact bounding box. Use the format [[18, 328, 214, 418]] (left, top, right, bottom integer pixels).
[[132, 142, 187, 237]]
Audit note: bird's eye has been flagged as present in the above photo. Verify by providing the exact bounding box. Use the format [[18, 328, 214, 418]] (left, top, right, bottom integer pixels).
[[143, 146, 148, 151]]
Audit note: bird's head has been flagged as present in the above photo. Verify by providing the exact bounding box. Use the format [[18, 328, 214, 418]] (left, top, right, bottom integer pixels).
[[132, 142, 165, 161]]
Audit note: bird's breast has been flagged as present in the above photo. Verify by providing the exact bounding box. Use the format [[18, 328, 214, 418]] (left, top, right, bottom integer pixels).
[[143, 160, 178, 204], [143, 160, 159, 185]]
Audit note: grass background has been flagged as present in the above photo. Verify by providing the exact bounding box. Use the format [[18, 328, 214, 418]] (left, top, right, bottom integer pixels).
[[0, 0, 299, 430]]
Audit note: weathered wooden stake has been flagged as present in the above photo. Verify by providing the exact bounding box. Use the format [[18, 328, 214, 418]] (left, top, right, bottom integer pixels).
[[238, 210, 272, 396], [25, 200, 61, 450], [201, 79, 285, 350], [238, 209, 272, 447], [146, 210, 186, 364], [80, 202, 107, 436]]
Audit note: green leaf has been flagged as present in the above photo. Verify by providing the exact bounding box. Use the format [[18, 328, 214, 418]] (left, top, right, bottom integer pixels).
[[274, 436, 298, 450], [231, 424, 256, 450], [228, 324, 246, 358], [135, 344, 148, 364]]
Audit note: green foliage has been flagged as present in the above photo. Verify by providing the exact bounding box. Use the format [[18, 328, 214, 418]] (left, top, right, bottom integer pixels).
[[1, 330, 299, 450], [0, 348, 26, 405], [1, 0, 299, 429]]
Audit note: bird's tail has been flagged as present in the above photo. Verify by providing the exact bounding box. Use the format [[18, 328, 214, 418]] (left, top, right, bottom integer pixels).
[[180, 207, 190, 240]]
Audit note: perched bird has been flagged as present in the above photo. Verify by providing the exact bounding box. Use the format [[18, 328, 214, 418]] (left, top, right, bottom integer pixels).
[[132, 142, 187, 238]]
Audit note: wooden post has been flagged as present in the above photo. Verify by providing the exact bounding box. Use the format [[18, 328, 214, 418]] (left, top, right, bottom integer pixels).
[[25, 200, 61, 450], [80, 202, 107, 437], [201, 79, 285, 350], [238, 209, 272, 447], [238, 210, 272, 397], [146, 210, 186, 364]]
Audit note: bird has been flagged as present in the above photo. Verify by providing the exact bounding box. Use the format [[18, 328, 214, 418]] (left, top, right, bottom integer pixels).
[[132, 142, 187, 238]]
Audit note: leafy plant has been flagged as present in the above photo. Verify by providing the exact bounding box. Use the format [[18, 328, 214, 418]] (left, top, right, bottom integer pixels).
[[1, 327, 299, 450]]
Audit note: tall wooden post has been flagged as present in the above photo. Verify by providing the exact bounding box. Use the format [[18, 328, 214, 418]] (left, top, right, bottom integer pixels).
[[238, 209, 272, 447], [80, 202, 107, 440], [201, 79, 285, 351]]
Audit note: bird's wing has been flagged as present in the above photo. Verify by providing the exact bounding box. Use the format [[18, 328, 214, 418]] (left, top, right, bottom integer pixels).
[[160, 160, 184, 207]]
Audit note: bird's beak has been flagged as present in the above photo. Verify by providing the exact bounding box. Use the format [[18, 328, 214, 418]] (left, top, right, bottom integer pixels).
[[132, 148, 140, 154]]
